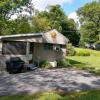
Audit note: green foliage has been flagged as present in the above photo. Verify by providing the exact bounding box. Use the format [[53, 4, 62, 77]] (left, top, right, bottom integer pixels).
[[75, 48, 90, 56], [77, 1, 100, 45], [74, 48, 100, 57], [37, 5, 80, 46], [0, 0, 31, 35], [57, 58, 71, 67], [94, 41, 100, 50], [94, 69, 100, 75], [61, 18, 80, 46], [0, 0, 30, 20], [0, 3, 80, 46], [0, 17, 32, 35], [67, 43, 75, 56], [16, 17, 32, 34], [32, 16, 51, 32], [39, 60, 52, 69]]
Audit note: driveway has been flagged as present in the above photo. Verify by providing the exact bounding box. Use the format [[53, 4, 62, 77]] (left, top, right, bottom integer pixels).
[[0, 68, 100, 96]]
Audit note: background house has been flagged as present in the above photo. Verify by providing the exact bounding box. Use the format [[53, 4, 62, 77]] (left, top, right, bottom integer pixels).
[[0, 29, 68, 70]]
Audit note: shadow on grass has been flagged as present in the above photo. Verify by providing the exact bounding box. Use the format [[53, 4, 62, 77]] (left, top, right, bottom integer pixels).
[[66, 58, 87, 68]]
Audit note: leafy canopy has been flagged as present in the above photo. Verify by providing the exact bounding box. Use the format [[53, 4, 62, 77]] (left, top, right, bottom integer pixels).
[[35, 5, 80, 46], [77, 1, 100, 45], [0, 0, 30, 19]]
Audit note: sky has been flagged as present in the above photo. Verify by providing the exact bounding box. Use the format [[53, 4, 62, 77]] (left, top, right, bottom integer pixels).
[[32, 0, 94, 22], [11, 0, 95, 22]]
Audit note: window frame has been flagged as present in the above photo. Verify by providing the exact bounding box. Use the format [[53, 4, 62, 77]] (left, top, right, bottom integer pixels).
[[44, 43, 53, 50], [2, 41, 27, 55]]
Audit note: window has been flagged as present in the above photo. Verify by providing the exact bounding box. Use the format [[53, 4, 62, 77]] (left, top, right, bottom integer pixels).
[[44, 43, 53, 50], [30, 43, 34, 54], [2, 41, 26, 55], [60, 45, 66, 48]]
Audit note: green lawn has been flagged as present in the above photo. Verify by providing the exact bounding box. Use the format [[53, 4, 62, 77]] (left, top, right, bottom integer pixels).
[[0, 90, 100, 100], [67, 56, 100, 70]]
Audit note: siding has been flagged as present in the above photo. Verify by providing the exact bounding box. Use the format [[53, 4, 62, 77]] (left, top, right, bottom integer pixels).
[[33, 43, 66, 62]]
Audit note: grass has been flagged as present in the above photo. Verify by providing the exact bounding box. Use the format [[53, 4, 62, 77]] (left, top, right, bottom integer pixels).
[[66, 47, 100, 75], [67, 56, 100, 75], [74, 48, 100, 57], [0, 90, 100, 100], [67, 56, 100, 70]]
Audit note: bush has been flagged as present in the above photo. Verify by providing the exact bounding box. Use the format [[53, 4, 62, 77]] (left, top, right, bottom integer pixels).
[[95, 69, 100, 76], [75, 48, 90, 56], [94, 41, 100, 50], [57, 58, 71, 67], [74, 48, 100, 57], [67, 43, 75, 56], [39, 60, 52, 69]]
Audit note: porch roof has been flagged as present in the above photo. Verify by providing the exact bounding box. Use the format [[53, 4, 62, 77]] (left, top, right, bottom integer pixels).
[[0, 29, 69, 45], [0, 33, 42, 40]]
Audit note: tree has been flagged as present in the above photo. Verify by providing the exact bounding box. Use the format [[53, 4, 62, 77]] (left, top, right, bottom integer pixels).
[[61, 18, 80, 46], [32, 16, 51, 32], [17, 17, 33, 34], [0, 0, 32, 35], [0, 17, 32, 35], [77, 1, 100, 46], [36, 5, 80, 46], [0, 0, 30, 20]]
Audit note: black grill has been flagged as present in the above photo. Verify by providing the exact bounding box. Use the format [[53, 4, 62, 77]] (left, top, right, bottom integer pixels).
[[6, 57, 25, 74]]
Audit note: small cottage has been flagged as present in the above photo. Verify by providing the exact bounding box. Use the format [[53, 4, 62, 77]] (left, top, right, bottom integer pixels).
[[0, 29, 68, 70]]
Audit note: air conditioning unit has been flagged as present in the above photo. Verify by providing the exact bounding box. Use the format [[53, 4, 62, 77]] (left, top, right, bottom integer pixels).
[[53, 46, 61, 51]]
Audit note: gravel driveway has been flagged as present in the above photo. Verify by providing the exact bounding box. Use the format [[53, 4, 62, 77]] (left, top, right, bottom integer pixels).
[[0, 68, 100, 96]]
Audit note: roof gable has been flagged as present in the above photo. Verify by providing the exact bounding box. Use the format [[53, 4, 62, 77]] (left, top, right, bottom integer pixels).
[[43, 29, 68, 45]]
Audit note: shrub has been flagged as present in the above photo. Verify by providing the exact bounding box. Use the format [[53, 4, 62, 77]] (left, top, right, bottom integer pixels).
[[67, 43, 75, 56], [93, 69, 100, 75], [57, 58, 71, 67], [39, 60, 52, 69], [75, 48, 90, 56], [94, 41, 100, 50], [74, 48, 100, 57]]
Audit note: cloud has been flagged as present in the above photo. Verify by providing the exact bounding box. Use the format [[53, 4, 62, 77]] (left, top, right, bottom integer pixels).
[[10, 14, 18, 20], [68, 12, 80, 28], [32, 0, 75, 11], [68, 12, 78, 22]]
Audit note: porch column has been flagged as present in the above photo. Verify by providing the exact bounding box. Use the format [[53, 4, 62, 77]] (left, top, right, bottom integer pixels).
[[26, 42, 30, 64], [0, 41, 2, 55]]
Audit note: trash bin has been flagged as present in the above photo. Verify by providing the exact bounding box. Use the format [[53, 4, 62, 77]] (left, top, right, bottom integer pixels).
[[6, 57, 25, 74]]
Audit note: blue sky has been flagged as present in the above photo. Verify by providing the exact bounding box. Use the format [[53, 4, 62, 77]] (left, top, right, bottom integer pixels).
[[32, 0, 92, 15], [31, 0, 93, 21], [63, 0, 92, 15]]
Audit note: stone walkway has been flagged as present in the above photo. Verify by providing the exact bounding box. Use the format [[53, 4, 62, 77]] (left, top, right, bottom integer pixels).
[[0, 68, 100, 96]]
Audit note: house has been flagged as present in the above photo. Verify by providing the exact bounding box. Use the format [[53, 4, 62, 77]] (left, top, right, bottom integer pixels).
[[0, 29, 68, 70]]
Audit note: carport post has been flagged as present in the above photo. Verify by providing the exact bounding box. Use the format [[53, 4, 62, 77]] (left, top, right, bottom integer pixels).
[[26, 42, 30, 64]]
